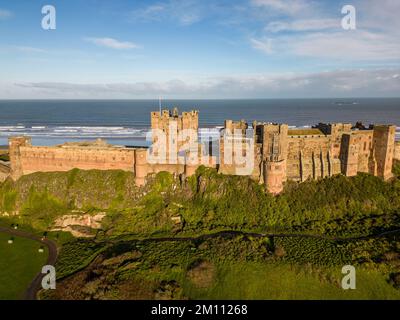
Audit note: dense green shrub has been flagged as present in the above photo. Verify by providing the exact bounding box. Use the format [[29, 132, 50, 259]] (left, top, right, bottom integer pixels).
[[1, 166, 399, 237]]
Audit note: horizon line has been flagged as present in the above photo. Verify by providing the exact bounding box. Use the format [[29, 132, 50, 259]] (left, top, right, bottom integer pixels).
[[1, 97, 400, 101]]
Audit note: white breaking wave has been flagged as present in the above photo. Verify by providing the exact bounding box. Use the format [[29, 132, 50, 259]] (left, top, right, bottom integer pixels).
[[0, 125, 398, 141], [0, 125, 149, 139]]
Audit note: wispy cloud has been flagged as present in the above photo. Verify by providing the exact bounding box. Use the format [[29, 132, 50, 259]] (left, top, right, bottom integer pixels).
[[0, 9, 12, 20], [0, 45, 47, 54], [358, 0, 400, 34], [250, 38, 273, 54], [251, 0, 312, 16], [252, 30, 400, 61], [129, 4, 166, 22], [14, 46, 47, 53], [291, 31, 400, 61], [128, 0, 205, 26], [250, 0, 400, 63], [265, 19, 339, 32], [85, 37, 140, 50]]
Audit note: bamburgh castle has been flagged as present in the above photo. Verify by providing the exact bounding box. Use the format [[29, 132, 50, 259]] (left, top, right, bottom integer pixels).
[[8, 108, 400, 194]]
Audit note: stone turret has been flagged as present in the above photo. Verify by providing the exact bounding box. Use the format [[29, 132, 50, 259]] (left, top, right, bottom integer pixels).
[[373, 125, 396, 180], [151, 109, 199, 150], [134, 148, 148, 186], [261, 124, 289, 194]]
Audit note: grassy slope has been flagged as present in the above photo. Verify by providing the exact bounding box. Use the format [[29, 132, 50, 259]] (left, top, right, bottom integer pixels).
[[0, 169, 137, 230], [46, 234, 400, 300], [2, 164, 400, 300], [1, 164, 399, 238], [0, 232, 48, 300], [184, 262, 400, 300]]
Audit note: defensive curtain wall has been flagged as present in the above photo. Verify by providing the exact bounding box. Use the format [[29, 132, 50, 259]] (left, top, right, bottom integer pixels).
[[8, 108, 397, 194]]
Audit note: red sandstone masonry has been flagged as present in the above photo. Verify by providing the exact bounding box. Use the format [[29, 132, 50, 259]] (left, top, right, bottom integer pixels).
[[395, 142, 400, 161], [8, 109, 398, 194]]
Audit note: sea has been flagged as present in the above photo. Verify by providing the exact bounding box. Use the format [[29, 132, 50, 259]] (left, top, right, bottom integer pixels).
[[0, 98, 398, 147]]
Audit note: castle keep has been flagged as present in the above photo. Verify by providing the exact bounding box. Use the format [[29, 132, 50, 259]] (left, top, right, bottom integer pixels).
[[8, 109, 399, 194]]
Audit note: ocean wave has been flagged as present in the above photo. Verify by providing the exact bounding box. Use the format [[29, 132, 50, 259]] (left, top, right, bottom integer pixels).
[[0, 125, 398, 142], [0, 126, 26, 130], [0, 125, 149, 139]]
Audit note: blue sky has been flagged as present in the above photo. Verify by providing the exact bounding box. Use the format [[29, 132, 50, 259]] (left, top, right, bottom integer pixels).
[[0, 0, 399, 98]]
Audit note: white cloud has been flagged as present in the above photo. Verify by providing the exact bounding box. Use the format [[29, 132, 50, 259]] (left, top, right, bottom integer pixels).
[[6, 69, 400, 99], [290, 31, 400, 61], [250, 0, 400, 63], [0, 9, 12, 20], [128, 0, 205, 26], [14, 46, 47, 53], [357, 0, 400, 34], [250, 38, 273, 54], [251, 0, 312, 16], [265, 19, 339, 32], [129, 4, 165, 22], [0, 45, 47, 54], [252, 30, 400, 61], [85, 37, 140, 50]]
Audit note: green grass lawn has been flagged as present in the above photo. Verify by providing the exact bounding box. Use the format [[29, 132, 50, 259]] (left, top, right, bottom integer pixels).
[[0, 232, 48, 300], [183, 262, 400, 300]]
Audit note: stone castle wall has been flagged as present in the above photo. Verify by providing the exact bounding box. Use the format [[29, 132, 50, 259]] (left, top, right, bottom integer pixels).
[[8, 109, 398, 194], [9, 136, 137, 179], [286, 134, 333, 182], [18, 146, 136, 175], [395, 141, 400, 161]]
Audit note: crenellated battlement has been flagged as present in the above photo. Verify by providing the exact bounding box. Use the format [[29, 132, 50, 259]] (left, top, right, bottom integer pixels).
[[8, 110, 397, 194]]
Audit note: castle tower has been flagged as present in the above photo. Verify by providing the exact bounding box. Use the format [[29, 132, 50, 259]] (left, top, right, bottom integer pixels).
[[219, 119, 250, 175], [9, 136, 31, 180], [261, 124, 288, 194], [134, 148, 148, 186], [340, 133, 359, 177], [316, 123, 353, 176], [150, 108, 199, 163], [148, 108, 200, 181], [373, 125, 396, 180]]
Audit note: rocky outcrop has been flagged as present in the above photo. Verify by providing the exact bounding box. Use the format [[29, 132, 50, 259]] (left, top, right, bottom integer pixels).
[[52, 213, 106, 237]]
